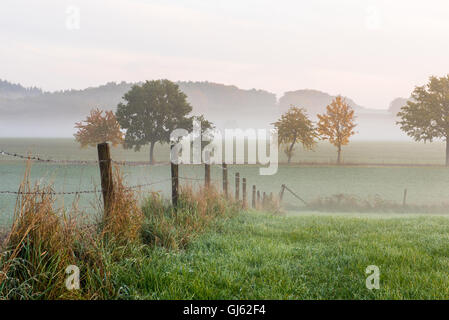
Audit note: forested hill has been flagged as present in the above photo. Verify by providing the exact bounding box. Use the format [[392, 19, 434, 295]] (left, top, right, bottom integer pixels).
[[0, 79, 42, 99], [279, 89, 364, 115]]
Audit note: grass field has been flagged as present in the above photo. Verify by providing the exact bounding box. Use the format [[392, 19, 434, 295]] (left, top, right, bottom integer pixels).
[[2, 138, 449, 226], [110, 211, 449, 299]]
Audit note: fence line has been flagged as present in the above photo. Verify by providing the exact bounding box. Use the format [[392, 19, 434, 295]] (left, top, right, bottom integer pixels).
[[1, 145, 279, 214]]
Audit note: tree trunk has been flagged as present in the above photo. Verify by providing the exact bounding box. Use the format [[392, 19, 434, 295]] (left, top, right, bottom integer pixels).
[[149, 141, 155, 165], [446, 139, 449, 167], [287, 141, 295, 164], [337, 145, 341, 165]]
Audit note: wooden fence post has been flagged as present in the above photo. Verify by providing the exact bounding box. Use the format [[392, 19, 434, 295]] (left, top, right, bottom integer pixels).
[[403, 188, 407, 206], [242, 178, 247, 208], [222, 163, 228, 198], [171, 145, 179, 207], [235, 172, 240, 200], [279, 184, 286, 203], [257, 190, 260, 208], [252, 185, 256, 208], [205, 163, 211, 188], [97, 142, 114, 219]]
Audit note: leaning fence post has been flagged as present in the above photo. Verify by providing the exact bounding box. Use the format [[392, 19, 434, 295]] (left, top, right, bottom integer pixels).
[[242, 178, 247, 208], [279, 184, 286, 203], [170, 145, 179, 207], [235, 172, 240, 200], [252, 185, 256, 208], [222, 163, 228, 199], [97, 142, 114, 219], [205, 163, 211, 188]]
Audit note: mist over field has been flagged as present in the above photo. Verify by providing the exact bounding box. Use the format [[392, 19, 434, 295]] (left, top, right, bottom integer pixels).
[[0, 79, 407, 140]]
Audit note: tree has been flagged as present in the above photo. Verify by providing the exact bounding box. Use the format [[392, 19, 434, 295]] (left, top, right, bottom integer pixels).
[[317, 96, 356, 164], [273, 107, 317, 163], [74, 108, 123, 148], [116, 80, 209, 164], [397, 75, 449, 166]]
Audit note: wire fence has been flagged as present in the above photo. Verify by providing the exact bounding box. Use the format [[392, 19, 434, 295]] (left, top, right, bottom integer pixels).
[[0, 143, 283, 223], [0, 148, 217, 195]]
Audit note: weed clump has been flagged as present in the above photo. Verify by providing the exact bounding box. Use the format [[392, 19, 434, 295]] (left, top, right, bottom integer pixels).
[[141, 186, 239, 250]]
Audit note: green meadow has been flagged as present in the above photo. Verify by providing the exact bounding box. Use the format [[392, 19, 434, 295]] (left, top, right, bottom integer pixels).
[[111, 211, 449, 299]]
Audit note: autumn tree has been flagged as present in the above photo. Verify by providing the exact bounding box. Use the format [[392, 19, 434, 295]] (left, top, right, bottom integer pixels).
[[74, 108, 123, 148], [317, 96, 356, 164], [273, 107, 317, 163], [116, 80, 212, 164], [397, 75, 449, 166]]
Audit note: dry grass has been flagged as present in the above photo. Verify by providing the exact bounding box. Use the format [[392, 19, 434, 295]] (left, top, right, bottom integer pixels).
[[0, 163, 242, 299], [0, 165, 79, 299], [100, 167, 144, 244], [0, 164, 145, 299]]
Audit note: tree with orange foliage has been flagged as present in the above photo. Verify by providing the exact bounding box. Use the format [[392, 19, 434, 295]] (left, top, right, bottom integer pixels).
[[317, 96, 356, 164], [74, 108, 124, 148]]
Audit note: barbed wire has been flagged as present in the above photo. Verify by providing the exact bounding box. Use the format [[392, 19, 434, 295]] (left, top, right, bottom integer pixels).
[[0, 189, 100, 195], [0, 148, 227, 194], [111, 160, 169, 167], [0, 149, 240, 169], [0, 178, 173, 196], [0, 149, 174, 167], [126, 178, 172, 190], [0, 150, 99, 165]]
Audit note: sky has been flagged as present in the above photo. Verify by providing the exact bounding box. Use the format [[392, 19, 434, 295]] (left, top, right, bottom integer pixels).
[[1, 0, 449, 109]]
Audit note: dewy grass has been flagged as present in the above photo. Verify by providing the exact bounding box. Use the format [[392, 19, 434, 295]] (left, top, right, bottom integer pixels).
[[109, 211, 449, 299]]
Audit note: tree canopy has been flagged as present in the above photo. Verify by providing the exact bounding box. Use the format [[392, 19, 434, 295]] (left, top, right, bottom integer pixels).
[[317, 96, 356, 164], [273, 107, 317, 163], [397, 75, 449, 165], [116, 80, 212, 164], [74, 108, 123, 148]]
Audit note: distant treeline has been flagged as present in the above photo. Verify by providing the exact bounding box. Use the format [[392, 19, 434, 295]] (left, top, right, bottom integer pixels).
[[0, 79, 409, 138]]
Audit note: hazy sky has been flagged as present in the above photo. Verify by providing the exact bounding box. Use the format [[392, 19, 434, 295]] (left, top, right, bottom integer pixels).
[[1, 0, 449, 109]]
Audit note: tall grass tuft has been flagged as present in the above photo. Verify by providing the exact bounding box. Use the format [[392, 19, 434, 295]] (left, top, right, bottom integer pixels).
[[100, 167, 143, 244], [0, 165, 78, 299], [141, 185, 239, 250]]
